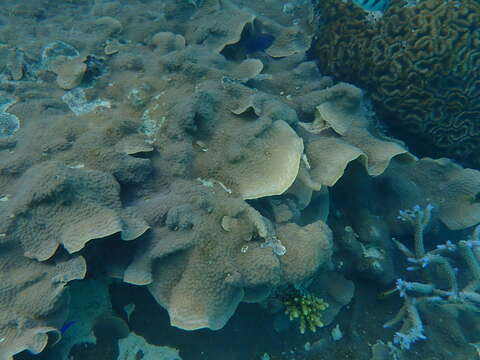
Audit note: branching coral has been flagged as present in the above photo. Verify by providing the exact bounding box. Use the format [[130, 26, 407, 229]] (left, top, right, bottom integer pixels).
[[385, 204, 480, 350], [122, 180, 333, 331], [283, 290, 329, 334]]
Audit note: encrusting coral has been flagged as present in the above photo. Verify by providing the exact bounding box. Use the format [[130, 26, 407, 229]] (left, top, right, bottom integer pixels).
[[122, 180, 333, 331], [314, 0, 480, 166], [376, 157, 480, 232], [0, 161, 148, 261], [3, 0, 480, 358], [0, 247, 86, 360], [297, 82, 414, 189]]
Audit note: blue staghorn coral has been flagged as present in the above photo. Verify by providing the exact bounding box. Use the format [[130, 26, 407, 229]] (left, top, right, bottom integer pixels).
[[385, 204, 480, 350]]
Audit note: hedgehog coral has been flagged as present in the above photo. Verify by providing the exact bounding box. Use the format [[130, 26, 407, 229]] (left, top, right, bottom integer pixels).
[[314, 0, 480, 166]]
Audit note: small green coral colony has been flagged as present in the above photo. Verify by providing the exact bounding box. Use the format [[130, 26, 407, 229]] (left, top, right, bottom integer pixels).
[[314, 0, 480, 167], [284, 293, 329, 334]]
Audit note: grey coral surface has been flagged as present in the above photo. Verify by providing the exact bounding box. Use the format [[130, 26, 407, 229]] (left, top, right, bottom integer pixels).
[[0, 0, 478, 360]]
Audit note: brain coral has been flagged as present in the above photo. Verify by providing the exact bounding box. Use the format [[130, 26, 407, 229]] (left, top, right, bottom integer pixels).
[[314, 0, 480, 166]]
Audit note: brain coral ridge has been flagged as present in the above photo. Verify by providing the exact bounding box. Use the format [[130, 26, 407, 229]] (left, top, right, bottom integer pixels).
[[123, 180, 332, 331], [314, 0, 480, 166]]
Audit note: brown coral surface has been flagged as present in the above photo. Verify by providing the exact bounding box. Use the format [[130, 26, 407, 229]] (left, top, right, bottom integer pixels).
[[314, 0, 480, 166]]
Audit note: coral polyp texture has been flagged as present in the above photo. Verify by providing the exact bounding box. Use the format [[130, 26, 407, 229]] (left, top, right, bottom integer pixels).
[[386, 205, 480, 350], [283, 292, 328, 334], [122, 181, 333, 330], [1, 0, 480, 358], [1, 161, 148, 261], [314, 0, 480, 166]]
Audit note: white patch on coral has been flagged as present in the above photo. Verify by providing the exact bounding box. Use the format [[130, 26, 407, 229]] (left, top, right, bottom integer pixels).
[[62, 88, 111, 116], [118, 333, 182, 360]]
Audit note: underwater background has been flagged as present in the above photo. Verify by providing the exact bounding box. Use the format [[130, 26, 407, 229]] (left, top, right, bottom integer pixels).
[[0, 0, 479, 359]]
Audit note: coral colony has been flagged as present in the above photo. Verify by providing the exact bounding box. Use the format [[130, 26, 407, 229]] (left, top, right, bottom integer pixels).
[[0, 1, 479, 359], [315, 0, 480, 166], [283, 292, 329, 334], [387, 204, 480, 349]]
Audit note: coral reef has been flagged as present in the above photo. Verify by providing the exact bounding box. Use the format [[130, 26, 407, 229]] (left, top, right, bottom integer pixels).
[[297, 82, 415, 189], [0, 161, 148, 261], [121, 180, 333, 330], [46, 47, 87, 90], [0, 0, 479, 359], [314, 0, 480, 166], [266, 271, 354, 336], [386, 205, 480, 350], [329, 156, 480, 285], [378, 158, 480, 231], [0, 248, 86, 360], [46, 279, 115, 359], [0, 93, 19, 137], [118, 333, 182, 360]]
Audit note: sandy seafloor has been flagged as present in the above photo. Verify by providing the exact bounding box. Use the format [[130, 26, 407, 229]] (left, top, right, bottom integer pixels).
[[0, 0, 479, 360]]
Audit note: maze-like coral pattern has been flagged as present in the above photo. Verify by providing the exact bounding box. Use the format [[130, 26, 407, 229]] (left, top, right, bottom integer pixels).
[[314, 0, 480, 165]]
